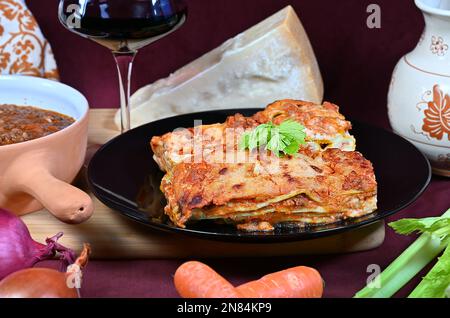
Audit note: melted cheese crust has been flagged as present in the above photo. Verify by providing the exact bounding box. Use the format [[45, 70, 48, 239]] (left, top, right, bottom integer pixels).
[[151, 100, 356, 172], [161, 148, 377, 228], [151, 100, 377, 231]]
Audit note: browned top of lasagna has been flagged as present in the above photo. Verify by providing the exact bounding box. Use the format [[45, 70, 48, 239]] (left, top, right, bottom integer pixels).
[[150, 99, 377, 231], [253, 100, 352, 136], [151, 100, 355, 172], [161, 148, 377, 227]]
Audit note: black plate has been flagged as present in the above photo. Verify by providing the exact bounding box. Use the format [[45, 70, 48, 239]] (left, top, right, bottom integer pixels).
[[87, 109, 431, 243]]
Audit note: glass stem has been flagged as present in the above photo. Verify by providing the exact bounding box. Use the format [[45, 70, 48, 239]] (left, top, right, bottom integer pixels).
[[113, 51, 136, 133]]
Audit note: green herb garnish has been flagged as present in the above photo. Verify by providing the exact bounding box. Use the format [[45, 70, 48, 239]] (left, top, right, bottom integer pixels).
[[239, 120, 306, 157]]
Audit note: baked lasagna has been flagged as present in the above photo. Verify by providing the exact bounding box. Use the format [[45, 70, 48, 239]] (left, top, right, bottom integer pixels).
[[150, 100, 377, 231]]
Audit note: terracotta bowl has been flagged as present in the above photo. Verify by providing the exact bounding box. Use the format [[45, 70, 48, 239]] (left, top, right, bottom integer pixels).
[[0, 75, 93, 223]]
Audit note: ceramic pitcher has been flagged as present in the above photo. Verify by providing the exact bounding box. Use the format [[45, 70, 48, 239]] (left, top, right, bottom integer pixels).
[[388, 0, 450, 177]]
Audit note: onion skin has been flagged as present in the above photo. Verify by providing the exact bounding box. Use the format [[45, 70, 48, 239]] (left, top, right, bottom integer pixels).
[[0, 209, 75, 279], [0, 268, 78, 298], [0, 244, 91, 298]]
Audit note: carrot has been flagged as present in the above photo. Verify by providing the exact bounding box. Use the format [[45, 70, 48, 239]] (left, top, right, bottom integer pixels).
[[174, 261, 241, 298], [174, 261, 324, 298], [236, 266, 323, 298]]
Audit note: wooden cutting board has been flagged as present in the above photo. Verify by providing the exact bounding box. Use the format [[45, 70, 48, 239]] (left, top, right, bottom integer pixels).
[[22, 109, 385, 259]]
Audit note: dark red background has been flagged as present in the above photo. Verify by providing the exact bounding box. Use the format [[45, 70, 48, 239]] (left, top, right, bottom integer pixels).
[[28, 0, 449, 298], [30, 0, 424, 128]]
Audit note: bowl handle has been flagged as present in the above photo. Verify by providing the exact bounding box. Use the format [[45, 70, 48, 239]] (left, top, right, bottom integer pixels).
[[18, 169, 94, 224]]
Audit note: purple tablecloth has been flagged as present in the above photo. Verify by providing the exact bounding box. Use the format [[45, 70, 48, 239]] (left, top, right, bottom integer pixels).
[[37, 177, 448, 298], [29, 0, 449, 298]]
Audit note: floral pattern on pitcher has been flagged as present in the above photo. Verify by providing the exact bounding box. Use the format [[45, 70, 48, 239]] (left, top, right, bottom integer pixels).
[[430, 36, 448, 56], [420, 85, 450, 141], [389, 0, 450, 176], [0, 0, 59, 79]]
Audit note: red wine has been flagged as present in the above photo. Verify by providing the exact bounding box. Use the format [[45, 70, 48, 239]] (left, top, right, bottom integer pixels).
[[58, 0, 187, 132], [59, 0, 187, 52]]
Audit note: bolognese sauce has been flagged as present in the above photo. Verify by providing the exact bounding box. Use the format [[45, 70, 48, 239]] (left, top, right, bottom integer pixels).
[[0, 105, 75, 146]]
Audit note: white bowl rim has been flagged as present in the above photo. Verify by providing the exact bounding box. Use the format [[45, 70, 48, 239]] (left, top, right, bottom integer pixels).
[[415, 0, 450, 17], [0, 75, 89, 149]]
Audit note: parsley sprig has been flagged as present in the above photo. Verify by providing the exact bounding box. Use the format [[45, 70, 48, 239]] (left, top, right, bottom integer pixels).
[[239, 120, 306, 157]]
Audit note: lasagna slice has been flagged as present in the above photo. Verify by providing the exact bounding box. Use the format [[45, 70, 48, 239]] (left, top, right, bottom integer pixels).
[[150, 99, 377, 231], [160, 148, 377, 230], [151, 100, 356, 173]]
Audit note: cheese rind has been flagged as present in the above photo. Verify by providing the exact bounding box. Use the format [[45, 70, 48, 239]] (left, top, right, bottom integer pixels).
[[117, 6, 323, 128]]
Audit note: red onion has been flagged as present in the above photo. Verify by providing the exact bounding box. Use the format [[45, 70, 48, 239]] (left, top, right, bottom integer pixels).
[[0, 244, 90, 298], [0, 208, 75, 280]]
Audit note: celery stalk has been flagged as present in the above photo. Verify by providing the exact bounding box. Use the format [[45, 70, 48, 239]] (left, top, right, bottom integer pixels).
[[354, 233, 445, 298], [354, 208, 450, 298], [409, 244, 450, 297]]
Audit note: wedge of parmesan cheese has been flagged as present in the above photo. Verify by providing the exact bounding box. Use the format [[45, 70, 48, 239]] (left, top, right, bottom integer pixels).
[[116, 6, 323, 129]]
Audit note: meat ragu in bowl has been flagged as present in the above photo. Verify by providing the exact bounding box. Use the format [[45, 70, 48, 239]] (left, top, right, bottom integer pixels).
[[0, 75, 93, 224], [0, 105, 75, 146]]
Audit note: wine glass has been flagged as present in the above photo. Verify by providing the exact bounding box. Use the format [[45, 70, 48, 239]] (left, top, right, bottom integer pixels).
[[58, 0, 187, 133]]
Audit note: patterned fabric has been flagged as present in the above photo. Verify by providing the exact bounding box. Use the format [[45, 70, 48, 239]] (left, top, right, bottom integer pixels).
[[0, 0, 59, 80]]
